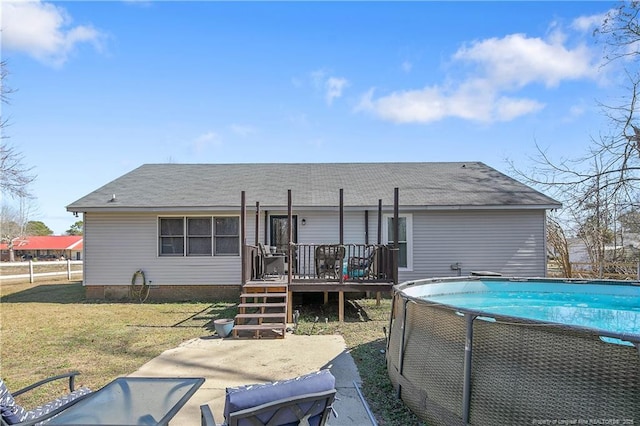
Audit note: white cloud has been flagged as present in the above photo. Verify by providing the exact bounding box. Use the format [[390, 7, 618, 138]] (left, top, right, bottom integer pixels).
[[192, 131, 221, 153], [310, 69, 328, 90], [572, 12, 608, 32], [357, 82, 544, 124], [325, 77, 349, 105], [309, 69, 349, 105], [358, 28, 601, 124], [563, 102, 588, 122], [1, 0, 104, 67], [453, 33, 599, 88]]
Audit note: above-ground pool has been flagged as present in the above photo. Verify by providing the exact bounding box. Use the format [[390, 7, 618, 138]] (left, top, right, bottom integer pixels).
[[386, 277, 640, 426]]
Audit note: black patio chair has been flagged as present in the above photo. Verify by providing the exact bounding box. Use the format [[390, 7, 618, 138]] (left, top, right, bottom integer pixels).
[[314, 245, 345, 279], [0, 371, 92, 426], [346, 246, 378, 280], [258, 243, 286, 278]]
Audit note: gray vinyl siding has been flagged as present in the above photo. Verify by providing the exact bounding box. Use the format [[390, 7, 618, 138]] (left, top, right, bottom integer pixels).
[[84, 208, 546, 286], [84, 212, 249, 286], [402, 209, 546, 282], [295, 211, 367, 245]]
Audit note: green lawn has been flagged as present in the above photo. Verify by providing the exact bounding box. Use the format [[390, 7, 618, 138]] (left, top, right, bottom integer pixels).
[[0, 280, 422, 425]]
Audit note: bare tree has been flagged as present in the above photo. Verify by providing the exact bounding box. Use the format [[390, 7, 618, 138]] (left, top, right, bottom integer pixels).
[[547, 215, 572, 277], [1, 202, 27, 262], [510, 4, 640, 277], [1, 59, 36, 199]]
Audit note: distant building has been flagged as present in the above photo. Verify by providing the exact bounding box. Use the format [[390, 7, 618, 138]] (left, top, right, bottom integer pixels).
[[0, 236, 83, 261]]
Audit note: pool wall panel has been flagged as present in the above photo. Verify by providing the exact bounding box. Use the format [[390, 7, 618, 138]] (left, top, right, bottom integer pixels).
[[387, 279, 640, 425]]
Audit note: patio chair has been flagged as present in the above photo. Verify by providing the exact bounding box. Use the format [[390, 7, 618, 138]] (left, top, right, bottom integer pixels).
[[258, 243, 286, 278], [200, 369, 336, 426], [345, 246, 377, 280], [314, 245, 345, 279], [1, 371, 92, 426]]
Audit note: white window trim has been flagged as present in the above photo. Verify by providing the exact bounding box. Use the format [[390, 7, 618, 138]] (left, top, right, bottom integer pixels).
[[157, 215, 240, 257], [213, 216, 241, 256], [382, 213, 413, 271]]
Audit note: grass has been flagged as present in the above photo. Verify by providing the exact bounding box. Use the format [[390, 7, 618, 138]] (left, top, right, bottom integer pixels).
[[0, 280, 423, 425]]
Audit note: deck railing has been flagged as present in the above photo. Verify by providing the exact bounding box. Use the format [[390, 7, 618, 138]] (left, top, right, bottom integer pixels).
[[245, 243, 396, 283]]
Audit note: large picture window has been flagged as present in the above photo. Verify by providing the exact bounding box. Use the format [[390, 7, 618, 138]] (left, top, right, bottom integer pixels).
[[159, 216, 239, 256]]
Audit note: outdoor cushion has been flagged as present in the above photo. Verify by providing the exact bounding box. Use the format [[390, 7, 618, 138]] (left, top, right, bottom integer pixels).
[[0, 378, 91, 426], [1, 405, 23, 425], [0, 380, 26, 425], [223, 370, 335, 426], [22, 387, 92, 424]]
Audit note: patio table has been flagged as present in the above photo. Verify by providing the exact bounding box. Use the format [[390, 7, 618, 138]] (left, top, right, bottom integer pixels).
[[46, 376, 204, 425]]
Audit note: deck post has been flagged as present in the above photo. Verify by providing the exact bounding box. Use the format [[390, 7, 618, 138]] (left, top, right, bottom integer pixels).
[[339, 188, 344, 245], [377, 199, 382, 244], [287, 190, 292, 285], [393, 188, 399, 285], [364, 210, 369, 245], [241, 191, 246, 285], [255, 202, 260, 246], [338, 290, 344, 322], [339, 188, 344, 284], [263, 210, 268, 244], [377, 199, 383, 289]]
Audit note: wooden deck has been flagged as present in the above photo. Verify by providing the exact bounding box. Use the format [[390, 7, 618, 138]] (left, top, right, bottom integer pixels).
[[246, 277, 394, 323], [249, 276, 393, 291]]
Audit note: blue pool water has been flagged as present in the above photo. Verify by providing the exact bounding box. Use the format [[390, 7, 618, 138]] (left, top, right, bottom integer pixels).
[[414, 282, 640, 339]]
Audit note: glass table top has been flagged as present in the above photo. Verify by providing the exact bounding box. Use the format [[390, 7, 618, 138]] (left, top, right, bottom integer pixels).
[[46, 376, 205, 425]]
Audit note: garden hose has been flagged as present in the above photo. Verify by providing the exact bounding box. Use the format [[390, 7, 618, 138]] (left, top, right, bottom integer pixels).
[[130, 269, 150, 303]]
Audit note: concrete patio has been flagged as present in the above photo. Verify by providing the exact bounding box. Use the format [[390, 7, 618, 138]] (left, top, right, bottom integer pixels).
[[131, 334, 376, 425]]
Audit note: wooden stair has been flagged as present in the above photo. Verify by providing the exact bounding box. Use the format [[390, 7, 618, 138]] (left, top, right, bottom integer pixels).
[[233, 282, 288, 338]]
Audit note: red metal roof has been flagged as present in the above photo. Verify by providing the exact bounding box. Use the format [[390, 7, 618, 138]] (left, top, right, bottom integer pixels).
[[0, 236, 83, 251]]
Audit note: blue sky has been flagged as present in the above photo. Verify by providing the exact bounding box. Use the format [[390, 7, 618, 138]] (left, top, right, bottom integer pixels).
[[0, 1, 624, 234]]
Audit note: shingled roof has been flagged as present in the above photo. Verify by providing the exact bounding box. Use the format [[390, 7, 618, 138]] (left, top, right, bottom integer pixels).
[[66, 162, 560, 212]]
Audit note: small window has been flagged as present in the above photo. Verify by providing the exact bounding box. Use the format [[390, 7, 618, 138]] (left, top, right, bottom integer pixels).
[[159, 218, 184, 255], [187, 217, 212, 255], [215, 217, 239, 255]]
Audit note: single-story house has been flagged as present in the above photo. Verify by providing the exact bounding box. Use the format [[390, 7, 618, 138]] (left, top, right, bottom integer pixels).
[[67, 162, 559, 312], [0, 235, 83, 261]]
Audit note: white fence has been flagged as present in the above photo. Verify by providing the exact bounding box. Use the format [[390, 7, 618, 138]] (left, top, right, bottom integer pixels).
[[0, 260, 83, 283]]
